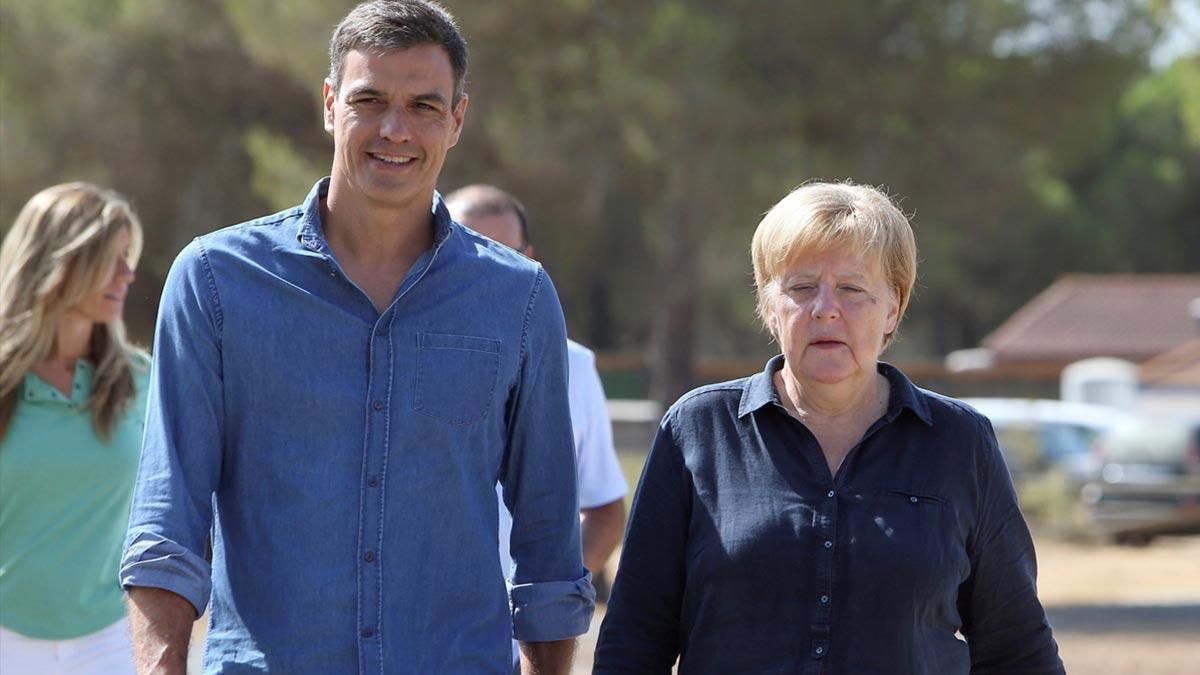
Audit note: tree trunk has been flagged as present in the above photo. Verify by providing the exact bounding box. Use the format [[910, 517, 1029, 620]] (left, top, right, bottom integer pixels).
[[648, 174, 698, 406]]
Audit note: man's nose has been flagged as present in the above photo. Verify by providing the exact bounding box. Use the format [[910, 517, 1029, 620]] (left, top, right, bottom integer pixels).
[[380, 107, 412, 142]]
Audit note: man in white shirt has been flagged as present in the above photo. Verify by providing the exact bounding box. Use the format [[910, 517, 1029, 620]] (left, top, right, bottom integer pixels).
[[445, 185, 628, 580]]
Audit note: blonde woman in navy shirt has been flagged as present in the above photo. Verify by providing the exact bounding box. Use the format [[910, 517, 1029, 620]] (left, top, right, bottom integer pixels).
[[0, 183, 148, 674], [596, 181, 1064, 674]]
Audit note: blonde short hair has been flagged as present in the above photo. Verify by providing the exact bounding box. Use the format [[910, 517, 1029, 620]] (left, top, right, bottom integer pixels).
[[751, 181, 917, 349], [0, 182, 146, 440]]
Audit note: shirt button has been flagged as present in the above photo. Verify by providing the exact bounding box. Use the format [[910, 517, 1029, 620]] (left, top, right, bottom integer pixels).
[[372, 400, 384, 412], [367, 476, 380, 488], [824, 540, 833, 549], [815, 646, 824, 655], [364, 550, 376, 562], [910, 496, 919, 503], [361, 627, 375, 638], [820, 595, 829, 604], [827, 490, 835, 498]]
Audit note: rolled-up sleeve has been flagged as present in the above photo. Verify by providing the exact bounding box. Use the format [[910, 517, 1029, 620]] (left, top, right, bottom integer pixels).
[[120, 239, 224, 616], [960, 418, 1065, 674], [500, 268, 595, 641]]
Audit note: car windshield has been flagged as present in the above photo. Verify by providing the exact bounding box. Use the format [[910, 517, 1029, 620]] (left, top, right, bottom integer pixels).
[[992, 422, 1100, 473], [1103, 420, 1192, 466], [1041, 423, 1102, 463]]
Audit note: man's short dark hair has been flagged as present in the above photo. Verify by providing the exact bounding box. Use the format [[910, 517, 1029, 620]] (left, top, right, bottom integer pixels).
[[444, 184, 531, 249], [329, 0, 469, 105]]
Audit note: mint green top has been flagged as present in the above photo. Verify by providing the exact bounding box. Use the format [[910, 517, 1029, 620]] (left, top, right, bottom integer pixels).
[[0, 356, 148, 639]]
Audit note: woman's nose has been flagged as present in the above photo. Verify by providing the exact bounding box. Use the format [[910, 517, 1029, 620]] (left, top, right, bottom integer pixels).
[[115, 257, 135, 284], [810, 285, 840, 319]]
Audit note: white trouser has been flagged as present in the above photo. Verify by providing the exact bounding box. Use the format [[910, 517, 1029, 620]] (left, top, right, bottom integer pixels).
[[0, 616, 135, 675]]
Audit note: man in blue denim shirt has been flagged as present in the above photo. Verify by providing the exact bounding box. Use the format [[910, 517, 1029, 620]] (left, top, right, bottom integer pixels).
[[120, 2, 594, 673]]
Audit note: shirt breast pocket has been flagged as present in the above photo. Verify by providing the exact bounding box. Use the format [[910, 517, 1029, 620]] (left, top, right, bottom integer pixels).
[[853, 488, 967, 594], [413, 332, 503, 426]]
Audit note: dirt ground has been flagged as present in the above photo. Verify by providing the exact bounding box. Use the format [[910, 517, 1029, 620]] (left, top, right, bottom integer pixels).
[[1036, 535, 1200, 675], [573, 535, 1200, 674]]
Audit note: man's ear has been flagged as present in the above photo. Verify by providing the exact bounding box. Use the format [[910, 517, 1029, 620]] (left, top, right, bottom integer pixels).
[[323, 79, 336, 135], [446, 93, 469, 149]]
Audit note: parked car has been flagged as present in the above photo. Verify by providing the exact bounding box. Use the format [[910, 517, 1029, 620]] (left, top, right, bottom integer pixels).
[[960, 398, 1130, 479], [960, 398, 1133, 531], [1082, 416, 1200, 545]]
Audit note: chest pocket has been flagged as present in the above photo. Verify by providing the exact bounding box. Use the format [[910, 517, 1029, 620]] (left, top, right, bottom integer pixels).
[[848, 487, 967, 595], [413, 332, 502, 425]]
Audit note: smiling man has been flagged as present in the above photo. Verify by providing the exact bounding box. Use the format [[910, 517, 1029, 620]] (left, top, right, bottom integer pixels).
[[119, 2, 594, 673]]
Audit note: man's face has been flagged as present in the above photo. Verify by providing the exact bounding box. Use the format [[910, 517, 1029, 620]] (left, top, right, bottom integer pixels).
[[324, 45, 468, 212], [456, 209, 529, 254]]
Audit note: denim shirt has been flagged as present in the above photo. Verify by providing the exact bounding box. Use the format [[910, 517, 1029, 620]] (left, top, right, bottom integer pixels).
[[595, 357, 1063, 675], [121, 179, 594, 674]]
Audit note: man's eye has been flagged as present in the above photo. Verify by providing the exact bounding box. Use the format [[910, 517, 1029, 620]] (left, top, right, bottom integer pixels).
[[840, 286, 864, 293]]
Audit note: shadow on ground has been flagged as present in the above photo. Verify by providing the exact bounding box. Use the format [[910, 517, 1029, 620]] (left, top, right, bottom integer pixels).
[[1047, 603, 1200, 635]]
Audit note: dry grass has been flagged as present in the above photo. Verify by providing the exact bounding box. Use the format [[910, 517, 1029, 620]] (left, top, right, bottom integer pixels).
[[1038, 536, 1200, 675]]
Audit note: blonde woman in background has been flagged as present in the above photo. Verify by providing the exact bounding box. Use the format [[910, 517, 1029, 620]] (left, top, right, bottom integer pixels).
[[0, 183, 149, 674]]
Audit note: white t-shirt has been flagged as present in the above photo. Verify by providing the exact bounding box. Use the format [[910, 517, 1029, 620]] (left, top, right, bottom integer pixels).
[[497, 340, 628, 657]]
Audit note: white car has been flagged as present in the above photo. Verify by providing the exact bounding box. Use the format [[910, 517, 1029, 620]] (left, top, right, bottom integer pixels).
[[960, 398, 1134, 479]]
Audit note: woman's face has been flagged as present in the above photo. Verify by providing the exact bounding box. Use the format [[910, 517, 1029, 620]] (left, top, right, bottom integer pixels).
[[767, 245, 899, 388], [69, 226, 135, 325]]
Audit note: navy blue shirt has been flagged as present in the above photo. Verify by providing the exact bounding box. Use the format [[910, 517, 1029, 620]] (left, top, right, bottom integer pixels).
[[595, 357, 1063, 674]]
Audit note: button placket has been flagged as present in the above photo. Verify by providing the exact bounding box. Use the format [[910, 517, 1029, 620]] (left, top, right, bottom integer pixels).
[[810, 482, 838, 664], [357, 318, 393, 673]]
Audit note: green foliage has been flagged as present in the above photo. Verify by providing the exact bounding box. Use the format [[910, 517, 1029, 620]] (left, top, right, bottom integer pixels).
[[244, 127, 326, 213], [1, 0, 1192, 397]]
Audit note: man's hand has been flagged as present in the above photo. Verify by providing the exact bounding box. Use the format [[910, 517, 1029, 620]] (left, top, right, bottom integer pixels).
[[127, 586, 196, 675], [581, 498, 626, 575], [519, 638, 576, 675]]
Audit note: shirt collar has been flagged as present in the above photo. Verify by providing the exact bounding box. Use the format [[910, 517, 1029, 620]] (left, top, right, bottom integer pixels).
[[738, 355, 933, 427], [294, 178, 330, 252], [878, 361, 934, 426], [23, 359, 93, 407], [738, 355, 785, 418], [430, 190, 455, 248], [294, 179, 457, 253]]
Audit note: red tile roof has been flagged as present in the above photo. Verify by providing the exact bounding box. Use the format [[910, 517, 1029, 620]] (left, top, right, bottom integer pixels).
[[981, 275, 1200, 364]]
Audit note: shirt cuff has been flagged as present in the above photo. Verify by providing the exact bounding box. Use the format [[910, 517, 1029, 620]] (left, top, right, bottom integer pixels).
[[510, 572, 596, 642], [120, 531, 211, 617]]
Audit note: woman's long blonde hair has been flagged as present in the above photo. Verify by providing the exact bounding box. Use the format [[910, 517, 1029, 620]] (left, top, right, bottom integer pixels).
[[0, 182, 147, 441]]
